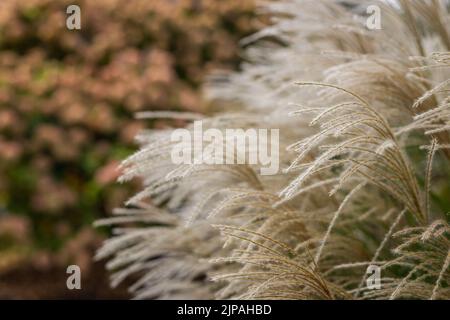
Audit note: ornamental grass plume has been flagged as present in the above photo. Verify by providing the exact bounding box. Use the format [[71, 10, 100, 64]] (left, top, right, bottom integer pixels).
[[97, 0, 450, 300]]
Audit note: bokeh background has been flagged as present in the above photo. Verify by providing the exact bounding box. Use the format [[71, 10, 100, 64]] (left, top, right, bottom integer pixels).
[[0, 0, 256, 298]]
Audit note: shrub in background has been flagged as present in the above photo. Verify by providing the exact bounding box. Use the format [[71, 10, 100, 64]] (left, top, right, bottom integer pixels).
[[0, 0, 256, 254]]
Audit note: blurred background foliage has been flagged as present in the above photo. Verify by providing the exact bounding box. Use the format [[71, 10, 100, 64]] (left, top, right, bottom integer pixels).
[[0, 0, 256, 297]]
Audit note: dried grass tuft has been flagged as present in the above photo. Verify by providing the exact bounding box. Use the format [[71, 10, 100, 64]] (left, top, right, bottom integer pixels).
[[98, 0, 450, 300]]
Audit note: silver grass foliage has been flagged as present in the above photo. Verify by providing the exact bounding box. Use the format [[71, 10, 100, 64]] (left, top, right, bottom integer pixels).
[[97, 0, 450, 300]]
